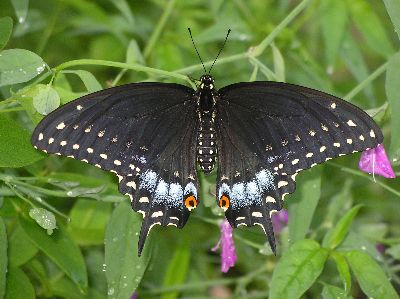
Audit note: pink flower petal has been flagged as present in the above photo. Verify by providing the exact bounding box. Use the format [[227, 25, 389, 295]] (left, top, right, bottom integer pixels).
[[271, 209, 289, 234], [212, 220, 237, 273], [359, 144, 395, 178]]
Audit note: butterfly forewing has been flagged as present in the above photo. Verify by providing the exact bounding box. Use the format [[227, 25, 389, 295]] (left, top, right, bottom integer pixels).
[[215, 81, 383, 251], [32, 82, 199, 255]]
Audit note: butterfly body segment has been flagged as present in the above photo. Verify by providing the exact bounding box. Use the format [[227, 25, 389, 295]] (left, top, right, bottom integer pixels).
[[32, 75, 383, 255]]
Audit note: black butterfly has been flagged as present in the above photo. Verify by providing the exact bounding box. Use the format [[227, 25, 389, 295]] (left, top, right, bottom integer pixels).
[[31, 32, 382, 256]]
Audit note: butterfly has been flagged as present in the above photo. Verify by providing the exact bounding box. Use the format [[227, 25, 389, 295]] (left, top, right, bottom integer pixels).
[[31, 30, 383, 256]]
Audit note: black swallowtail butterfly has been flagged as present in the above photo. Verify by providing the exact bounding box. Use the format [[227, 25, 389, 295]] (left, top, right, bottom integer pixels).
[[31, 31, 383, 256]]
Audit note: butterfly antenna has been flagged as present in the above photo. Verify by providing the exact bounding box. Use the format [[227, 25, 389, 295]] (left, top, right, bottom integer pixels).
[[188, 28, 207, 73], [208, 29, 231, 74]]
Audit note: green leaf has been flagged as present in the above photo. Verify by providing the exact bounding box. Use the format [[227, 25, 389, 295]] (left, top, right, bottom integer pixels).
[[0, 217, 7, 299], [337, 231, 381, 259], [323, 205, 362, 249], [330, 252, 351, 293], [32, 84, 60, 115], [271, 43, 285, 82], [349, 0, 394, 58], [0, 17, 13, 51], [288, 168, 321, 242], [386, 52, 400, 163], [126, 39, 145, 65], [383, 0, 400, 41], [105, 201, 151, 299], [8, 222, 38, 267], [269, 239, 329, 299], [346, 250, 399, 299], [386, 244, 400, 260], [162, 245, 191, 299], [320, 0, 348, 69], [62, 70, 102, 93], [5, 266, 35, 299], [29, 207, 57, 235], [49, 276, 89, 299], [0, 49, 46, 87], [68, 199, 112, 246], [11, 0, 29, 23], [340, 33, 374, 100], [0, 115, 44, 168], [321, 284, 351, 299], [19, 215, 88, 292]]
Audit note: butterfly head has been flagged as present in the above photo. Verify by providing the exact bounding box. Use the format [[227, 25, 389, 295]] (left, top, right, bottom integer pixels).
[[200, 75, 214, 89]]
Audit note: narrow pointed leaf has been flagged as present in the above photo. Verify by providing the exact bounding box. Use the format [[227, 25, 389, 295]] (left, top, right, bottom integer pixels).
[[330, 252, 351, 293], [0, 217, 7, 299], [19, 215, 88, 292], [0, 17, 13, 50], [5, 266, 35, 299], [323, 205, 362, 249], [105, 201, 151, 299]]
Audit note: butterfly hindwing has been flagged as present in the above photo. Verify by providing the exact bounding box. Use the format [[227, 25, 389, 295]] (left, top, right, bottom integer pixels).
[[32, 82, 199, 254], [216, 81, 383, 251]]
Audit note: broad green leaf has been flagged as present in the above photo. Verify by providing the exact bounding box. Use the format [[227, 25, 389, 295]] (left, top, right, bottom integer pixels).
[[29, 207, 57, 235], [321, 284, 351, 299], [68, 199, 112, 246], [320, 0, 348, 69], [0, 115, 44, 168], [19, 215, 88, 292], [386, 52, 400, 164], [32, 84, 60, 115], [162, 245, 191, 299], [105, 201, 151, 299], [0, 17, 13, 50], [0, 217, 7, 299], [346, 250, 399, 299], [383, 0, 400, 41], [349, 0, 394, 58], [323, 205, 362, 249], [269, 239, 329, 299], [62, 70, 102, 93], [0, 49, 46, 87], [288, 168, 321, 243], [8, 222, 38, 267], [387, 244, 400, 260], [11, 0, 29, 23], [330, 252, 351, 293], [5, 266, 35, 299]]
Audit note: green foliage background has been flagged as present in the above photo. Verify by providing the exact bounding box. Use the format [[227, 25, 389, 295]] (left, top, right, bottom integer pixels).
[[1, 0, 400, 298]]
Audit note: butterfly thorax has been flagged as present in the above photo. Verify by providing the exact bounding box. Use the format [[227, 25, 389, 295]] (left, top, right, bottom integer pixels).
[[196, 75, 217, 174]]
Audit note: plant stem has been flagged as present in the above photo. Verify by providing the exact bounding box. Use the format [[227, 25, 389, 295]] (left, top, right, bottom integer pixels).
[[252, 0, 311, 56], [143, 0, 176, 59], [53, 59, 195, 88], [344, 61, 389, 100]]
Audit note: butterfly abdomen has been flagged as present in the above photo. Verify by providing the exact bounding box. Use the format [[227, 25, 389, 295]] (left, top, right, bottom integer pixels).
[[197, 111, 217, 174]]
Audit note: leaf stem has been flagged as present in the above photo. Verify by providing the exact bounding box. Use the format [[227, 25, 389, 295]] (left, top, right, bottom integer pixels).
[[344, 61, 389, 100], [143, 0, 176, 59], [53, 59, 195, 88]]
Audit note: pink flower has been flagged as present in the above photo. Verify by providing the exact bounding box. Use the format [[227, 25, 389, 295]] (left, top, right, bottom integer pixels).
[[271, 209, 289, 234], [212, 220, 237, 273], [358, 144, 395, 178]]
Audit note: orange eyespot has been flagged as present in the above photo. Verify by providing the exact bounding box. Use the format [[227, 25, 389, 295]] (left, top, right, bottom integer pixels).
[[219, 195, 230, 209], [185, 195, 197, 210]]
